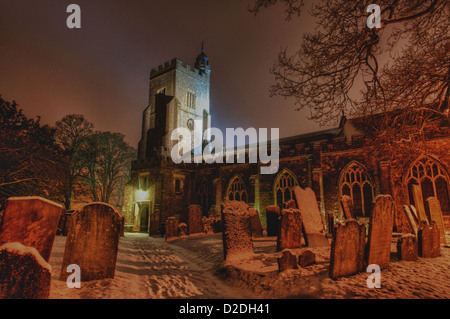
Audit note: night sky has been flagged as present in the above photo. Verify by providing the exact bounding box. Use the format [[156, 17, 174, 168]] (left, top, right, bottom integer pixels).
[[0, 0, 324, 147]]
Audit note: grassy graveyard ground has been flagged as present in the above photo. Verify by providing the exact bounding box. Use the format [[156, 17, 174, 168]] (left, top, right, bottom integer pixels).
[[48, 232, 450, 299]]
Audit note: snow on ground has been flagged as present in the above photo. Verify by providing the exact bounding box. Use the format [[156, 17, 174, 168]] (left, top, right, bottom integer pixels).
[[49, 232, 450, 299]]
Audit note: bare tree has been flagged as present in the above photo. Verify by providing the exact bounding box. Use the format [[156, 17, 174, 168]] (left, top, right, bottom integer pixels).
[[55, 114, 93, 209], [250, 0, 449, 129]]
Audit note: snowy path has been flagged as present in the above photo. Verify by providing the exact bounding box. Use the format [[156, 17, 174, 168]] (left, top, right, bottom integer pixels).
[[49, 233, 253, 299]]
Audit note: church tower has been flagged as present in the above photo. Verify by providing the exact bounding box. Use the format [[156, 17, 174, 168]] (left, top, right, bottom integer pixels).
[[138, 46, 211, 160]]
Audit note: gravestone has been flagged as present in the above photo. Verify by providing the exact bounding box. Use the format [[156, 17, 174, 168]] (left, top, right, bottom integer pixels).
[[298, 250, 316, 268], [177, 223, 188, 236], [221, 201, 253, 261], [327, 212, 335, 235], [0, 197, 63, 262], [266, 206, 281, 237], [284, 200, 297, 209], [410, 205, 419, 223], [0, 243, 52, 299], [63, 211, 76, 236], [166, 217, 179, 238], [427, 197, 447, 244], [397, 234, 418, 261], [412, 185, 429, 222], [418, 221, 441, 258], [366, 195, 395, 269], [249, 208, 263, 237], [188, 205, 203, 235], [403, 205, 418, 236], [202, 216, 214, 234], [293, 186, 329, 247], [60, 203, 122, 282], [329, 219, 366, 279], [278, 249, 298, 272], [340, 195, 354, 219], [277, 208, 303, 251]]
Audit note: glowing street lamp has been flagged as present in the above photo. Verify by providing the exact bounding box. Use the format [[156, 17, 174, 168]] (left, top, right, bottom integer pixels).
[[136, 189, 147, 201]]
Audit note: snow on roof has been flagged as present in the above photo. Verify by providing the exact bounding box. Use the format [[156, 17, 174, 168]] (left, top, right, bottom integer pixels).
[[7, 196, 64, 209], [0, 242, 52, 272]]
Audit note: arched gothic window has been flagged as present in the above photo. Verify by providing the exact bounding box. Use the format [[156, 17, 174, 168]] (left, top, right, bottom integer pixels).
[[274, 169, 299, 209], [406, 156, 450, 216], [226, 176, 247, 202], [339, 162, 374, 217]]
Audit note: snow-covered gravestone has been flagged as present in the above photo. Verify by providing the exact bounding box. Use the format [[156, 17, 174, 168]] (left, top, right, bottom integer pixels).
[[0, 197, 64, 262], [418, 220, 441, 258], [0, 243, 52, 299], [266, 206, 280, 237], [188, 205, 203, 235], [397, 234, 418, 261], [366, 195, 395, 269], [60, 203, 122, 282], [249, 208, 263, 238], [277, 208, 303, 251], [277, 249, 298, 272], [293, 186, 329, 247], [329, 219, 366, 279], [221, 201, 253, 262], [412, 185, 429, 223]]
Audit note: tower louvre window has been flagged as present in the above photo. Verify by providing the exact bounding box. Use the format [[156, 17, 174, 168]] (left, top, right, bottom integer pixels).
[[187, 91, 196, 108]]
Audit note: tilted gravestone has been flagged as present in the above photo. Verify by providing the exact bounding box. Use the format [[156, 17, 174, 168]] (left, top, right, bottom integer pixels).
[[329, 219, 366, 279], [166, 217, 179, 239], [412, 185, 429, 223], [249, 208, 263, 237], [410, 205, 419, 223], [277, 208, 303, 251], [60, 203, 122, 282], [221, 201, 253, 261], [277, 249, 298, 272], [366, 195, 395, 269], [0, 197, 63, 262], [340, 195, 354, 219], [266, 206, 281, 237], [403, 205, 418, 236], [418, 220, 441, 258], [0, 243, 52, 299], [426, 197, 447, 244], [293, 186, 329, 247], [298, 250, 316, 268], [188, 205, 203, 235], [397, 234, 418, 261]]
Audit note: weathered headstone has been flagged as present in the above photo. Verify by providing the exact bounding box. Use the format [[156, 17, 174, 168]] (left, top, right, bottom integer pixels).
[[418, 221, 441, 258], [340, 195, 354, 219], [427, 197, 447, 244], [266, 206, 280, 237], [412, 185, 429, 223], [298, 250, 316, 268], [249, 208, 263, 237], [410, 205, 419, 223], [329, 219, 366, 279], [221, 201, 253, 261], [166, 217, 179, 238], [277, 208, 303, 251], [397, 234, 418, 261], [403, 205, 418, 236], [277, 249, 298, 272], [202, 216, 215, 234], [188, 205, 203, 235], [0, 197, 63, 262], [0, 243, 51, 299], [293, 187, 329, 247], [60, 203, 122, 282], [177, 222, 188, 236], [284, 200, 297, 209], [366, 195, 395, 269]]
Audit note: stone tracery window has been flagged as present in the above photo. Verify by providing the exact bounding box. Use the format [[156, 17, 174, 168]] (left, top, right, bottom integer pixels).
[[226, 175, 247, 202], [406, 156, 450, 216], [274, 169, 299, 208], [339, 162, 374, 217]]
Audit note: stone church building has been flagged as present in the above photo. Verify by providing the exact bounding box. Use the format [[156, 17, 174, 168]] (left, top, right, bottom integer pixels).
[[122, 48, 450, 235]]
